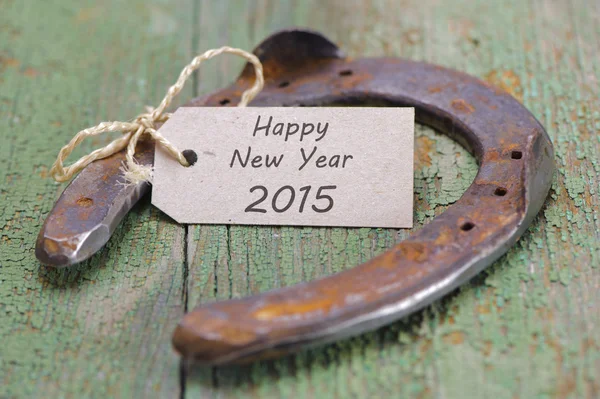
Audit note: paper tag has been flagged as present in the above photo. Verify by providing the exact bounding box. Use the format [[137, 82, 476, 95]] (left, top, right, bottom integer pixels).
[[152, 107, 414, 228]]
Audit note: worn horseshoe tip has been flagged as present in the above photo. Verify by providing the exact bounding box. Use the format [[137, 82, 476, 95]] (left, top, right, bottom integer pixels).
[[35, 141, 154, 267]]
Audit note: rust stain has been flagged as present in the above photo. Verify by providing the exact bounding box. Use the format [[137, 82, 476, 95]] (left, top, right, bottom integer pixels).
[[442, 331, 465, 345], [476, 304, 491, 315], [395, 242, 429, 263], [482, 341, 493, 356], [76, 197, 93, 207], [553, 46, 564, 63], [485, 69, 523, 102], [62, 240, 77, 251], [0, 56, 20, 69], [43, 238, 59, 254], [556, 371, 577, 399], [433, 226, 459, 246], [419, 338, 432, 354], [451, 98, 475, 113], [402, 29, 421, 45], [253, 298, 335, 321], [428, 82, 457, 94], [23, 67, 39, 77], [475, 94, 498, 110], [416, 135, 435, 167]]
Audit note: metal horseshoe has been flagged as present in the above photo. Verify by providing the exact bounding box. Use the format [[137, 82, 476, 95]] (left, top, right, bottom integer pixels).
[[36, 29, 555, 365]]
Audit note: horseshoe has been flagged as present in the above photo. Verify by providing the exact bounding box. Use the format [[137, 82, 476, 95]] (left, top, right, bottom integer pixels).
[[36, 29, 555, 365]]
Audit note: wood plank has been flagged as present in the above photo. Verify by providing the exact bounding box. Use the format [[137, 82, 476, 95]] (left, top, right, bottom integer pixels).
[[184, 0, 600, 398], [1, 0, 598, 397], [0, 0, 194, 396]]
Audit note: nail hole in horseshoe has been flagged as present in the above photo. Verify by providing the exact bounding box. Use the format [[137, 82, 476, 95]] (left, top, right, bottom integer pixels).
[[219, 98, 230, 105], [339, 69, 353, 76], [460, 222, 475, 231], [511, 150, 522, 159], [278, 81, 290, 88], [182, 149, 198, 166], [494, 187, 507, 196]]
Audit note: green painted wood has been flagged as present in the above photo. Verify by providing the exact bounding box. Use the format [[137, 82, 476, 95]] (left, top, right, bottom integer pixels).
[[184, 0, 600, 398], [1, 0, 599, 398], [0, 0, 194, 397]]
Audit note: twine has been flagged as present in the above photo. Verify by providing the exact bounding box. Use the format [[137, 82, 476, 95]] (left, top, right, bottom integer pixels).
[[49, 47, 264, 184]]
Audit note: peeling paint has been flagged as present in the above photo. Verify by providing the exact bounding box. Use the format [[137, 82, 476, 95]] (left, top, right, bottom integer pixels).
[[1, 0, 599, 398]]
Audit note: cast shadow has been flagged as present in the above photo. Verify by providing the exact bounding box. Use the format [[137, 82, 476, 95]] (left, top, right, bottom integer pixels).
[[183, 288, 457, 389]]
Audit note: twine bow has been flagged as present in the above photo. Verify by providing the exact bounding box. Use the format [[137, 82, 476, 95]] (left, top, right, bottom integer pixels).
[[50, 47, 264, 184]]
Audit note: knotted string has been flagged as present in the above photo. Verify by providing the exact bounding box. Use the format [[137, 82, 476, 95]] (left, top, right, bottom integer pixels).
[[50, 47, 264, 184]]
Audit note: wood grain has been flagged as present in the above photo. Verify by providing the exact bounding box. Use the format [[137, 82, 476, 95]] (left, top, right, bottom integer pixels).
[[0, 0, 193, 397], [1, 0, 598, 398]]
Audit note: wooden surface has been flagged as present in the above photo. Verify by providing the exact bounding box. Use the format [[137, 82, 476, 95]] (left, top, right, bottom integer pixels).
[[1, 0, 598, 398]]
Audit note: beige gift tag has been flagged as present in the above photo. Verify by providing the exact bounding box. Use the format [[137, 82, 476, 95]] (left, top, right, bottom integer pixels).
[[152, 107, 414, 228]]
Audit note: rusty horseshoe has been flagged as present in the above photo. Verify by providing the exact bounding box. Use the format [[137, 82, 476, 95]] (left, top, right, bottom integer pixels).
[[36, 29, 555, 364]]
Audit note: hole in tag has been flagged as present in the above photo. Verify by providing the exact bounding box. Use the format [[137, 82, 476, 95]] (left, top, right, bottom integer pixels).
[[182, 149, 198, 166], [339, 69, 353, 77], [278, 81, 290, 88], [511, 150, 522, 159], [219, 98, 231, 105]]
